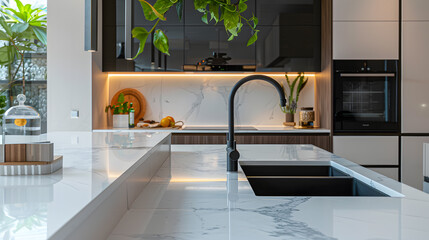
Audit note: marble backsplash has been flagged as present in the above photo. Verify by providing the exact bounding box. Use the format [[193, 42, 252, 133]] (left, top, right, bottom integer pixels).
[[108, 74, 315, 126]]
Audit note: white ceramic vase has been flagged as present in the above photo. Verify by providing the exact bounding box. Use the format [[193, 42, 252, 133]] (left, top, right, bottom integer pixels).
[[113, 114, 129, 128]]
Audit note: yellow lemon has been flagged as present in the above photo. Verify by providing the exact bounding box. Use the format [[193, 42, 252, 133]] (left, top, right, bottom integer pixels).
[[160, 118, 170, 128], [15, 119, 27, 127]]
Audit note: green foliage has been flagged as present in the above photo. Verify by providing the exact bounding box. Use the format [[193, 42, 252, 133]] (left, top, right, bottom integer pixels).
[[0, 95, 6, 125], [105, 93, 130, 115], [153, 29, 169, 55], [132, 0, 258, 59], [0, 0, 47, 96], [280, 73, 309, 114]]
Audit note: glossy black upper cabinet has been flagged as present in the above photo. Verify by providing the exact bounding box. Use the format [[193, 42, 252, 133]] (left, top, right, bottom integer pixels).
[[183, 0, 256, 71], [256, 0, 321, 72], [102, 0, 321, 72], [103, 0, 183, 72]]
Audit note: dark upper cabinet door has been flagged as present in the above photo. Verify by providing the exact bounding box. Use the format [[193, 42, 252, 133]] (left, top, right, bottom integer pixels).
[[184, 0, 256, 26], [255, 0, 321, 72], [103, 0, 321, 72], [184, 26, 256, 68], [103, 0, 183, 72], [256, 0, 321, 26]]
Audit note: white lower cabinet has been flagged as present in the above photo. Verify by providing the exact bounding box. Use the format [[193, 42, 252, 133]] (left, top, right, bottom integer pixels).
[[368, 167, 399, 181], [401, 137, 429, 190], [333, 136, 399, 165]]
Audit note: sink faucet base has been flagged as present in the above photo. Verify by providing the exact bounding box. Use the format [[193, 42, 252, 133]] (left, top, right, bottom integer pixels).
[[227, 140, 240, 172]]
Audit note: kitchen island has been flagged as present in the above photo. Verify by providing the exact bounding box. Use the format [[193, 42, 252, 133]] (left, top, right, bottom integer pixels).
[[0, 131, 171, 240], [108, 144, 429, 240]]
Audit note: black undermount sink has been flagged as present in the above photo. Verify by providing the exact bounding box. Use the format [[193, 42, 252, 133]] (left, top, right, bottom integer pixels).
[[240, 162, 389, 197]]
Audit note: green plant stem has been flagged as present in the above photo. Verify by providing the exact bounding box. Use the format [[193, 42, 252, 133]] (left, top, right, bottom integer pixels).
[[9, 39, 25, 94], [213, 0, 236, 12], [149, 18, 160, 33], [239, 16, 255, 30]]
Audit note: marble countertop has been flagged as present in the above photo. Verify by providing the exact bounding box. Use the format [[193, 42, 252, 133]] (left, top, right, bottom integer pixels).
[[109, 144, 429, 240], [0, 131, 170, 240], [94, 125, 331, 134]]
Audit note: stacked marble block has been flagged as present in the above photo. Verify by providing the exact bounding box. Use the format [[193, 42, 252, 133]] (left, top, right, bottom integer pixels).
[[0, 142, 63, 176]]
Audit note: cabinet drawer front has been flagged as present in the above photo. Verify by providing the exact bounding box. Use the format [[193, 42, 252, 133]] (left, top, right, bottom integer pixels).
[[401, 137, 429, 190], [333, 136, 398, 165], [403, 0, 429, 21], [333, 0, 399, 21], [333, 22, 399, 60]]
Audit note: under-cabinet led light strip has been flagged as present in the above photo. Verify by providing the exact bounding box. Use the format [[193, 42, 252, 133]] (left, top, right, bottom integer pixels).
[[108, 73, 316, 77]]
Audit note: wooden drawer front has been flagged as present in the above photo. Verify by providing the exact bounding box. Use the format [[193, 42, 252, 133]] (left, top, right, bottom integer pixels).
[[172, 134, 331, 152]]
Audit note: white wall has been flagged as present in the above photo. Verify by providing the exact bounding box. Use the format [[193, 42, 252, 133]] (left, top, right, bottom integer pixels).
[[107, 75, 315, 126], [47, 0, 93, 131]]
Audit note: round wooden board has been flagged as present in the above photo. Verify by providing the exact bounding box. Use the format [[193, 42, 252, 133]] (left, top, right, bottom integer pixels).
[[111, 88, 146, 124]]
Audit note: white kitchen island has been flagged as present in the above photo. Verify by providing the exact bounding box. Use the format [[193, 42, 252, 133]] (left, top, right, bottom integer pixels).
[[0, 132, 171, 240], [108, 144, 429, 240], [2, 132, 429, 240]]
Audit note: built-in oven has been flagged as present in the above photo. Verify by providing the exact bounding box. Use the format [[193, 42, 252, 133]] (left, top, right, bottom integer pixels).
[[333, 60, 399, 133]]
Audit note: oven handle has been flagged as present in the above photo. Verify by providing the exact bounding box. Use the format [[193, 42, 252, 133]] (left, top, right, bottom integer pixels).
[[340, 73, 395, 77]]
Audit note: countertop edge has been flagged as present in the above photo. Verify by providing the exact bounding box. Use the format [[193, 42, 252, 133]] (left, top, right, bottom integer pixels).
[[48, 133, 172, 240]]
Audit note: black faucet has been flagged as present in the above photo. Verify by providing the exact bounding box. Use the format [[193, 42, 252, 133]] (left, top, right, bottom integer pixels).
[[227, 75, 287, 172]]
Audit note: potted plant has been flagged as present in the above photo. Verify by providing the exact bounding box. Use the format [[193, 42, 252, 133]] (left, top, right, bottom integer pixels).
[[105, 93, 130, 128], [280, 72, 308, 125]]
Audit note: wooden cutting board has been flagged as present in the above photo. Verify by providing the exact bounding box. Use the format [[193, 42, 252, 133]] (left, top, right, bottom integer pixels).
[[111, 88, 146, 125]]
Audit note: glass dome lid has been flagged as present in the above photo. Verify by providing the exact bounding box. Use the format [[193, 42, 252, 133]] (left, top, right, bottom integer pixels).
[[4, 94, 40, 120], [3, 94, 41, 137]]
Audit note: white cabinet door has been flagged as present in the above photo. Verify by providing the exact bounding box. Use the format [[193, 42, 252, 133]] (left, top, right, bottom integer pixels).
[[333, 22, 399, 60], [333, 0, 399, 21], [402, 22, 429, 133], [424, 143, 429, 178], [403, 0, 429, 21], [401, 137, 428, 190], [333, 136, 399, 165]]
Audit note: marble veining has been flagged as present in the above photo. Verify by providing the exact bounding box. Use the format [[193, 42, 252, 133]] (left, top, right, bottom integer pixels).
[[108, 75, 315, 126], [109, 144, 429, 240]]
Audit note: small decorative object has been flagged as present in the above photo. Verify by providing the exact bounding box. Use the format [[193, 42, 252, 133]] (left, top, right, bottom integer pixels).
[[0, 94, 62, 175], [129, 102, 135, 128], [106, 93, 130, 128], [295, 107, 315, 129], [107, 88, 146, 128], [281, 73, 308, 126]]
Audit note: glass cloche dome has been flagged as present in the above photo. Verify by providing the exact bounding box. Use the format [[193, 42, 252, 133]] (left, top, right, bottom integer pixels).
[[3, 94, 41, 136]]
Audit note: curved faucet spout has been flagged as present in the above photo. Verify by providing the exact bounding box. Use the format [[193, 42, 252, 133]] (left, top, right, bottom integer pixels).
[[227, 75, 287, 172]]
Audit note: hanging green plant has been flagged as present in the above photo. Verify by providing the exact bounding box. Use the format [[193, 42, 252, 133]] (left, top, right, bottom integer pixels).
[[133, 0, 258, 59]]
